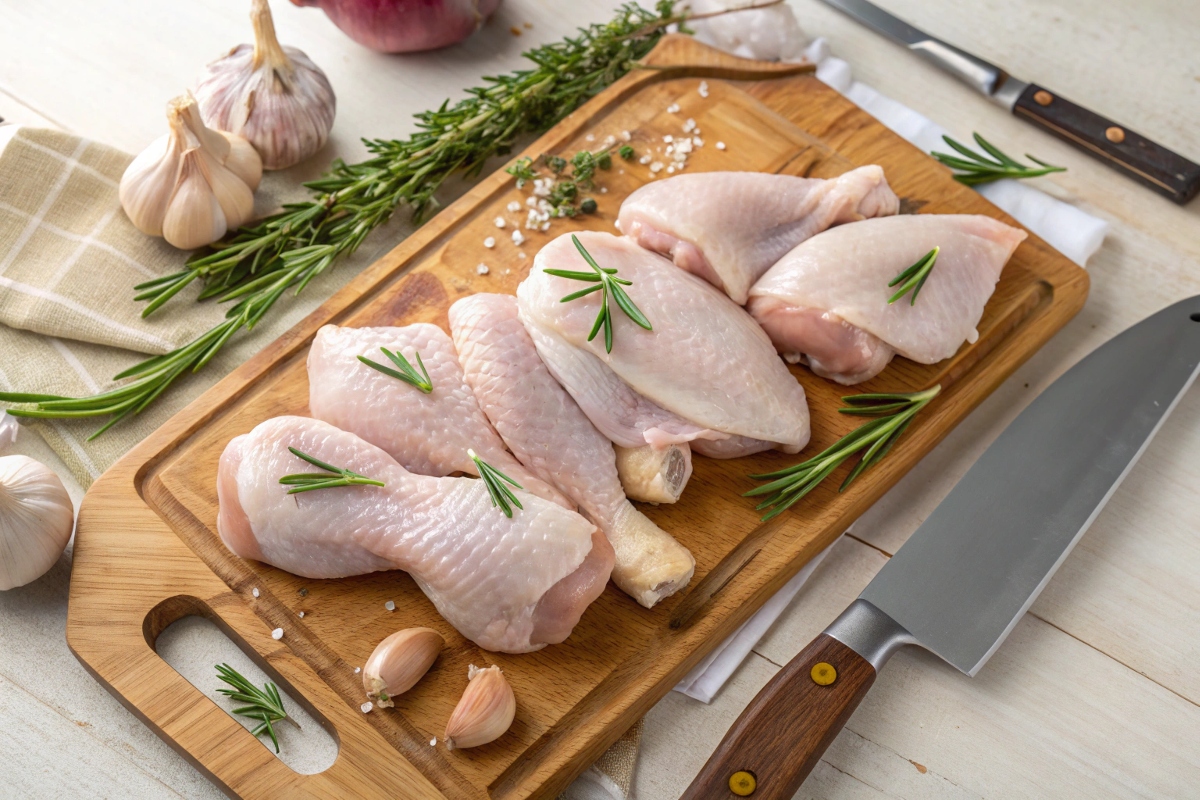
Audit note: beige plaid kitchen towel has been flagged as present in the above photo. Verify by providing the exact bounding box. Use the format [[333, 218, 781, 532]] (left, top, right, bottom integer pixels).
[[0, 126, 415, 486]]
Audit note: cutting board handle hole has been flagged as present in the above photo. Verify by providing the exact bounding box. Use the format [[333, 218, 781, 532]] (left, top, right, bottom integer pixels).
[[155, 612, 340, 774]]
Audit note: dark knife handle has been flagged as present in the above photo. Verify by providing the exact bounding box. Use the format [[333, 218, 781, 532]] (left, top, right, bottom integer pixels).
[[680, 634, 876, 800], [1013, 83, 1200, 204]]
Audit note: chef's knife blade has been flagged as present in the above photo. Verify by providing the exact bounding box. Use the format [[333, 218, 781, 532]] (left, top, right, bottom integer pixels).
[[817, 0, 1200, 203], [682, 296, 1200, 800]]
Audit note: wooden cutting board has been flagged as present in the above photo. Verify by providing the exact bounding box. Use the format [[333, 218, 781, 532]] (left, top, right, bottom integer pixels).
[[66, 36, 1088, 800]]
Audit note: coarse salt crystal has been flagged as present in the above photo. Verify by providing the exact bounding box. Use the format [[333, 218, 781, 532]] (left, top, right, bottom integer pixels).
[[384, 600, 396, 611], [271, 628, 284, 640], [650, 162, 664, 174], [361, 702, 373, 714], [693, 137, 704, 147], [683, 118, 696, 133], [602, 135, 616, 149], [493, 217, 506, 229], [586, 133, 595, 142], [251, 587, 259, 598], [638, 155, 652, 165], [716, 141, 726, 150], [662, 135, 673, 143], [600, 187, 608, 194], [483, 237, 496, 248], [512, 230, 526, 246], [298, 611, 305, 618], [526, 196, 538, 208], [507, 201, 522, 212], [540, 222, 550, 231], [667, 165, 676, 173], [430, 737, 437, 746], [354, 666, 361, 674], [477, 263, 490, 275], [666, 145, 674, 154], [666, 103, 680, 113], [621, 130, 632, 142], [699, 80, 709, 98]]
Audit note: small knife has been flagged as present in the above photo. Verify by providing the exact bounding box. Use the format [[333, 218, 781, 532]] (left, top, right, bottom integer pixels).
[[682, 296, 1200, 799], [817, 0, 1200, 204]]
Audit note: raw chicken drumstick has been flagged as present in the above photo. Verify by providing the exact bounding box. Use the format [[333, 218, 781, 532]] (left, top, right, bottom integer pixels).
[[217, 416, 614, 653], [617, 166, 899, 304], [747, 214, 1026, 385], [307, 323, 568, 508], [518, 232, 810, 459], [449, 294, 695, 608]]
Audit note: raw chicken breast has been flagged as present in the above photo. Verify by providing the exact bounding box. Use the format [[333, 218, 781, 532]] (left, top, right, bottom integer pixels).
[[618, 166, 899, 304], [216, 416, 613, 653], [308, 323, 568, 508], [748, 214, 1027, 384], [518, 232, 810, 455], [449, 294, 695, 607]]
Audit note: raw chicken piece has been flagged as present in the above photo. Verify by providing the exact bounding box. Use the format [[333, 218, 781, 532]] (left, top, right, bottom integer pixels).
[[449, 294, 695, 607], [685, 0, 808, 61], [308, 323, 568, 508], [617, 166, 899, 304], [217, 416, 614, 653], [748, 214, 1027, 384], [518, 232, 810, 455]]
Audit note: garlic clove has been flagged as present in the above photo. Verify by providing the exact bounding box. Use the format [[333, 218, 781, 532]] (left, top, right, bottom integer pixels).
[[0, 455, 74, 591], [162, 149, 228, 251], [195, 0, 336, 170], [197, 145, 256, 230], [118, 132, 179, 237], [444, 664, 516, 751], [220, 131, 263, 191], [362, 627, 444, 709]]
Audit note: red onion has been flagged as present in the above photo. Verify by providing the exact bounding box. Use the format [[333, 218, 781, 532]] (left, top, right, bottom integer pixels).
[[290, 0, 503, 53]]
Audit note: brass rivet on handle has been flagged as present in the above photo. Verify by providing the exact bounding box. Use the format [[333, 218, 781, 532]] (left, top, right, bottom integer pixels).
[[729, 771, 757, 796], [1033, 90, 1053, 106], [1106, 126, 1126, 143], [810, 662, 837, 686]]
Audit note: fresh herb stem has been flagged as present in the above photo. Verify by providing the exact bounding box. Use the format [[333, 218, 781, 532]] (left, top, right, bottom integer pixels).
[[279, 446, 385, 494], [357, 347, 433, 393], [544, 233, 652, 353], [746, 386, 941, 521], [215, 663, 298, 753], [932, 133, 1066, 186], [0, 1, 685, 437], [887, 247, 939, 305], [469, 448, 524, 518]]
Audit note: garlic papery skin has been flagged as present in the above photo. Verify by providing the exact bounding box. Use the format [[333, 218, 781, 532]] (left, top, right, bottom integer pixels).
[[119, 95, 262, 250], [196, 0, 336, 170], [444, 664, 515, 751], [362, 627, 444, 708], [0, 456, 74, 591]]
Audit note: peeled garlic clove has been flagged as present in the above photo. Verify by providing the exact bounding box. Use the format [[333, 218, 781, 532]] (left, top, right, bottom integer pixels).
[[195, 0, 336, 170], [362, 627, 444, 708], [444, 664, 515, 751], [162, 149, 229, 251], [0, 455, 74, 591]]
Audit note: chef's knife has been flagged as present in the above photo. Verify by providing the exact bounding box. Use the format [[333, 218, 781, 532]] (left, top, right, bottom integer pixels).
[[817, 0, 1200, 204], [682, 296, 1200, 799]]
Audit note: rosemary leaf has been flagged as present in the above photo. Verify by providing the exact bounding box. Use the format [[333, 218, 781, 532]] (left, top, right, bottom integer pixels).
[[887, 247, 940, 305], [932, 133, 1066, 185], [280, 446, 385, 494], [469, 448, 524, 517], [550, 234, 652, 353], [746, 386, 941, 521], [215, 663, 296, 753], [357, 347, 433, 393]]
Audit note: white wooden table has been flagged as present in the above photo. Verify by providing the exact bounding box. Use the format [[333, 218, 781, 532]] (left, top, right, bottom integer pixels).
[[2, 1, 1199, 797]]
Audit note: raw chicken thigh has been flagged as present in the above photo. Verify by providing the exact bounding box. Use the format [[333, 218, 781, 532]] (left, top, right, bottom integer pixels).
[[449, 294, 695, 607], [748, 214, 1026, 384], [307, 323, 568, 508], [217, 416, 613, 653], [518, 232, 810, 457], [617, 166, 899, 304]]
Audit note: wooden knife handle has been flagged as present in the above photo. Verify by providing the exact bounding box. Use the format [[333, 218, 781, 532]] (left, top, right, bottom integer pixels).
[[680, 634, 876, 800], [1013, 82, 1200, 203]]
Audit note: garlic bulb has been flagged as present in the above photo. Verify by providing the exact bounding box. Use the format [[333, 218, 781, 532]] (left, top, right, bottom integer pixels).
[[0, 456, 74, 591], [119, 94, 262, 250], [195, 0, 336, 170], [362, 627, 444, 708], [444, 664, 515, 750]]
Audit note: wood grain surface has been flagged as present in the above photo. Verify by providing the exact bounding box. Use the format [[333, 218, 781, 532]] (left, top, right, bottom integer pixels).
[[62, 35, 1087, 800]]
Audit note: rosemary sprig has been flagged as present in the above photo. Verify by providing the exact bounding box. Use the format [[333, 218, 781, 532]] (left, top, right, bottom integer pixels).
[[468, 448, 523, 518], [746, 386, 941, 521], [0, 1, 685, 437], [279, 446, 385, 494], [357, 347, 432, 393], [888, 247, 940, 305], [932, 133, 1066, 186], [215, 663, 298, 753], [544, 233, 652, 353]]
